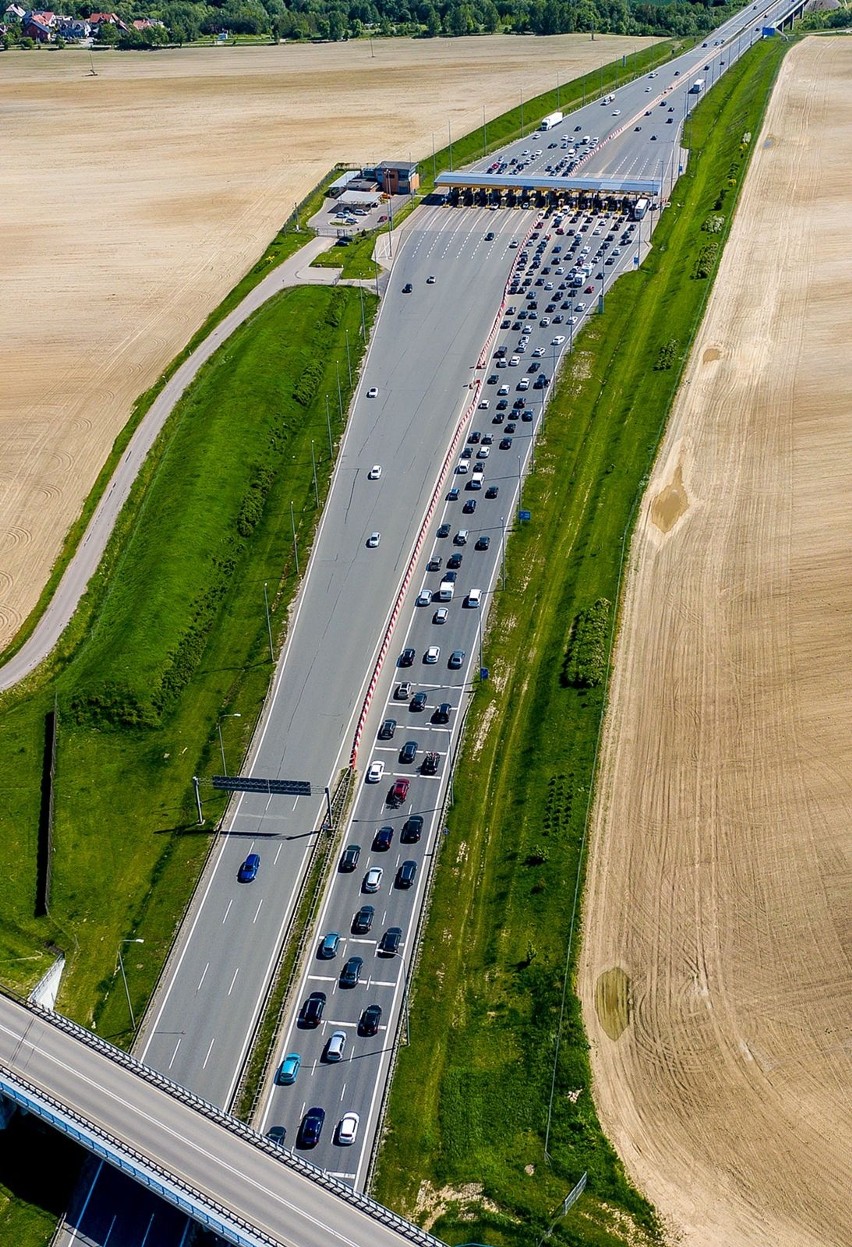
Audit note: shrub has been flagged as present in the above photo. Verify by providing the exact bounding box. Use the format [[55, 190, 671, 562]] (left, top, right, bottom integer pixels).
[[654, 338, 678, 370], [564, 598, 611, 688]]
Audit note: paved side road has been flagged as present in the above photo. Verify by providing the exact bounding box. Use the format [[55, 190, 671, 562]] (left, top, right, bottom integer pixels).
[[0, 232, 370, 694]]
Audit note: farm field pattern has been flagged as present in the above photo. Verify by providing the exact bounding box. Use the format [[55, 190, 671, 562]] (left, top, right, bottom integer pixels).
[[579, 36, 852, 1247], [0, 32, 654, 647]]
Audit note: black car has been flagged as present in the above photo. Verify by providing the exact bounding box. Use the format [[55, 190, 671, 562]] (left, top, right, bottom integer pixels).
[[340, 844, 361, 872], [352, 905, 374, 934], [401, 815, 424, 843], [505, 424, 516, 435], [373, 825, 394, 851], [379, 927, 403, 956], [460, 446, 473, 459], [402, 283, 413, 293], [299, 1107, 325, 1148], [300, 991, 326, 1028], [447, 486, 459, 501], [434, 703, 452, 724], [485, 485, 499, 499], [447, 552, 463, 569], [400, 740, 418, 764], [340, 955, 363, 987], [410, 691, 429, 712], [266, 1126, 287, 1147], [499, 437, 513, 449], [396, 860, 418, 890], [437, 523, 451, 538], [462, 499, 477, 514], [378, 718, 396, 740], [398, 648, 415, 667], [359, 1004, 383, 1036], [496, 399, 508, 411], [468, 430, 481, 443], [475, 535, 491, 551]]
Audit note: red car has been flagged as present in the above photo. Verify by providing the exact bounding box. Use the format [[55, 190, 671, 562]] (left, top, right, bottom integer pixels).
[[388, 778, 410, 807], [585, 285, 595, 294]]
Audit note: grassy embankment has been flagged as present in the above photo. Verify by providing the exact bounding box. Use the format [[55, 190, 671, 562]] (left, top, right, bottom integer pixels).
[[0, 284, 374, 1029], [373, 34, 788, 1247], [311, 38, 684, 280]]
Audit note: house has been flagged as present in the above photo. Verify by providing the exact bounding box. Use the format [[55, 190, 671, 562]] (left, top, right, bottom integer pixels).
[[22, 9, 56, 39], [131, 17, 164, 29], [4, 3, 27, 21], [55, 14, 91, 37], [88, 11, 127, 30]]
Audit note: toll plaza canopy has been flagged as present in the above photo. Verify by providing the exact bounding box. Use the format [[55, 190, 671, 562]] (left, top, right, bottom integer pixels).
[[436, 171, 663, 197]]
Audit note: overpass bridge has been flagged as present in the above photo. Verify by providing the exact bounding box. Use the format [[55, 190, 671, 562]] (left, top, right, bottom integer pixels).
[[0, 993, 439, 1247]]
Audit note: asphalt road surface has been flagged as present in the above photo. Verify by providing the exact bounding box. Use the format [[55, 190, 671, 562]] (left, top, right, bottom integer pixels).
[[0, 994, 432, 1247]]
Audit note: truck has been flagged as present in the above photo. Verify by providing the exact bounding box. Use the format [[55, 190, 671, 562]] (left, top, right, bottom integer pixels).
[[632, 197, 649, 221], [689, 79, 705, 94], [538, 111, 563, 132]]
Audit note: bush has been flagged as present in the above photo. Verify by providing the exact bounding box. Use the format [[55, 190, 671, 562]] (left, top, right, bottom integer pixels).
[[564, 598, 611, 688], [693, 241, 719, 279], [654, 338, 678, 370]]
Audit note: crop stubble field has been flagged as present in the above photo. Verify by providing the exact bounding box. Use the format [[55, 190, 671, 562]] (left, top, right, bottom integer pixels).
[[0, 32, 656, 648], [579, 36, 851, 1247]]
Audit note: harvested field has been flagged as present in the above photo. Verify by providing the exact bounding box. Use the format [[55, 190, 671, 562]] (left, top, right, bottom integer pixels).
[[0, 33, 655, 648], [579, 36, 851, 1247]]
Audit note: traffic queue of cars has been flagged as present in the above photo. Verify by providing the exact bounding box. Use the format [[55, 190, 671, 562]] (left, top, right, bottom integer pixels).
[[262, 203, 639, 1160]]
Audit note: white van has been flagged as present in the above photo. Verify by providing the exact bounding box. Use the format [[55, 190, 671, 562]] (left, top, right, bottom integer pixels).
[[438, 578, 455, 602], [465, 588, 482, 608]]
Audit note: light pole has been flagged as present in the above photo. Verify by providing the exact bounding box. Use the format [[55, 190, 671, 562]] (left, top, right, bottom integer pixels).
[[263, 581, 274, 662], [345, 327, 351, 386], [217, 713, 241, 776], [118, 939, 144, 1032], [325, 393, 333, 456], [290, 501, 299, 575], [500, 514, 506, 590], [310, 439, 319, 507], [392, 950, 410, 1045]]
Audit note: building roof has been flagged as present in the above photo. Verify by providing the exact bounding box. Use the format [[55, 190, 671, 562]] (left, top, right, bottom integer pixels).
[[436, 171, 662, 196], [329, 169, 360, 192], [378, 161, 418, 174], [338, 190, 382, 206]]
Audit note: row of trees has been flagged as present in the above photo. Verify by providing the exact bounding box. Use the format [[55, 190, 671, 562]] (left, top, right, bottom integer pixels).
[[3, 0, 747, 47]]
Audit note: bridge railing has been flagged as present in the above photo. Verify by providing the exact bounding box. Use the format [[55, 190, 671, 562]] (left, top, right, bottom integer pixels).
[[23, 1001, 444, 1247]]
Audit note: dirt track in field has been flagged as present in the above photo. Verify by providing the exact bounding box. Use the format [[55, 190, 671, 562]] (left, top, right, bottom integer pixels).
[[578, 37, 851, 1247], [0, 33, 655, 648]]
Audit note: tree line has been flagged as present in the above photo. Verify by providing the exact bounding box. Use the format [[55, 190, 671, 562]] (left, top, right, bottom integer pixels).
[[3, 0, 750, 49]]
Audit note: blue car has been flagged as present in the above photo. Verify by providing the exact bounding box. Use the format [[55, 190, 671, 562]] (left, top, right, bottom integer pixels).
[[237, 853, 260, 883], [276, 1052, 301, 1085]]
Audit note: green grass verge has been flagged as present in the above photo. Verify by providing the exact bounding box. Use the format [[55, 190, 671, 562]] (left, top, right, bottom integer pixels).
[[0, 285, 376, 1032], [310, 232, 384, 279], [372, 34, 788, 1247]]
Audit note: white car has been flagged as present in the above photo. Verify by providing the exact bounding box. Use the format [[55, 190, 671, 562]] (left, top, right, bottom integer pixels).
[[425, 645, 440, 664], [575, 303, 586, 313], [518, 378, 530, 391], [645, 86, 652, 92], [551, 335, 566, 345], [568, 315, 578, 325], [612, 110, 621, 116], [509, 355, 520, 367], [509, 239, 519, 248], [532, 347, 545, 358], [367, 532, 381, 548], [456, 461, 469, 475], [326, 1031, 347, 1062], [366, 760, 385, 783], [478, 399, 489, 410], [367, 464, 382, 480], [364, 866, 383, 892], [477, 446, 490, 459], [338, 1112, 360, 1145], [433, 607, 449, 624], [416, 589, 432, 606], [498, 384, 510, 395], [366, 387, 378, 398], [426, 275, 436, 284]]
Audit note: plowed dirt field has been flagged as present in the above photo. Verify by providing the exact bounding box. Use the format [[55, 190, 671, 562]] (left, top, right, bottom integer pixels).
[[0, 33, 654, 648], [579, 36, 851, 1247]]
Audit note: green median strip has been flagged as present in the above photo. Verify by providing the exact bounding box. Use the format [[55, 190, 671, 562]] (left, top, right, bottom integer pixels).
[[372, 34, 789, 1247]]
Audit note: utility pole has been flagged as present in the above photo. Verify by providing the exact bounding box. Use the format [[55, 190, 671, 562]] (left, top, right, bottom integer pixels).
[[192, 776, 203, 825], [359, 283, 366, 338], [263, 581, 274, 661], [345, 327, 352, 386], [290, 501, 299, 575], [217, 713, 241, 776], [325, 393, 333, 456], [501, 515, 506, 589], [336, 361, 343, 421], [117, 939, 144, 1032], [311, 439, 319, 507]]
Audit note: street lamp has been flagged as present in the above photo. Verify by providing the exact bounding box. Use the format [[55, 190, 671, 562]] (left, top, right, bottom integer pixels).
[[118, 939, 144, 1032], [391, 950, 411, 1046], [217, 713, 241, 776]]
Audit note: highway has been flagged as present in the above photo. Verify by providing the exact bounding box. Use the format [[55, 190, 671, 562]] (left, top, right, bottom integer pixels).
[[0, 993, 437, 1247], [35, 0, 805, 1239]]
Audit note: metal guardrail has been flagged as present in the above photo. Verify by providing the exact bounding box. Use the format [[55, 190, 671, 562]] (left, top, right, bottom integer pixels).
[[18, 999, 443, 1247]]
